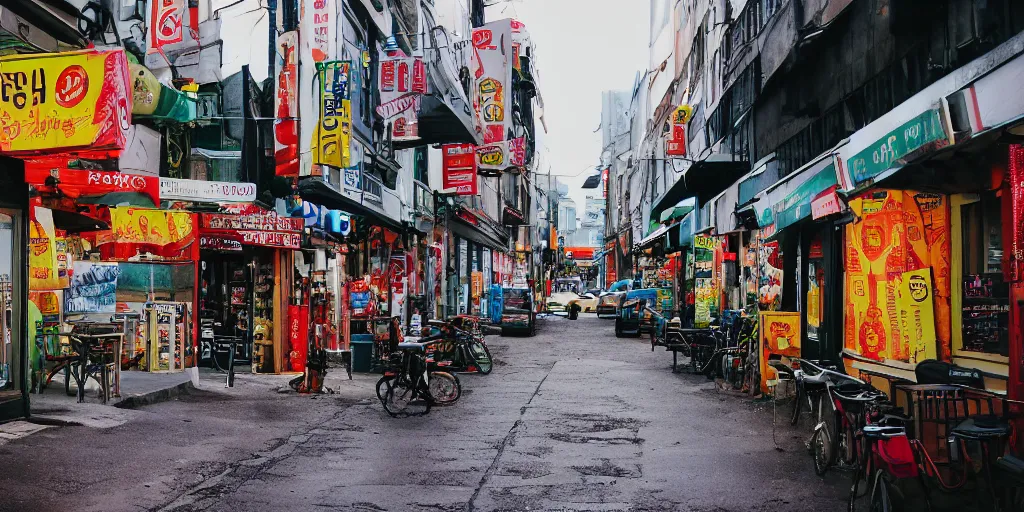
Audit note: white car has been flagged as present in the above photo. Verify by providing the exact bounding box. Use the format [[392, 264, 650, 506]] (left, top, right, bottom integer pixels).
[[546, 291, 598, 313]]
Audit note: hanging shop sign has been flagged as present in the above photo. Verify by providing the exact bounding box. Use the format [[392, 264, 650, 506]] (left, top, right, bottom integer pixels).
[[275, 31, 300, 177], [200, 206, 303, 250], [510, 20, 529, 71], [159, 178, 256, 203], [843, 108, 951, 187], [442, 143, 479, 195], [148, 0, 185, 52], [811, 185, 844, 220], [27, 167, 160, 206], [377, 57, 426, 141], [896, 268, 938, 364], [313, 61, 351, 169], [97, 207, 196, 259], [0, 49, 131, 155], [29, 207, 70, 290], [476, 137, 526, 173], [472, 20, 514, 144]]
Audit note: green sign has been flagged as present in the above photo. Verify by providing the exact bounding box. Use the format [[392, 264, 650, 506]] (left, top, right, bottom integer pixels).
[[846, 108, 948, 185], [774, 164, 839, 231]]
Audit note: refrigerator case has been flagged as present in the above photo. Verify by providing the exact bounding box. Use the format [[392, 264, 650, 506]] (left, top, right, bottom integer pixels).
[[143, 302, 192, 372]]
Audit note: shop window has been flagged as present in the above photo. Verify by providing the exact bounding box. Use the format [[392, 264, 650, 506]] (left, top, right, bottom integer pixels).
[[960, 192, 1009, 356]]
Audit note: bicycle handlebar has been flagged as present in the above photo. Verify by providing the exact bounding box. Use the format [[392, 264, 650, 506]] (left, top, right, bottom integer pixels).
[[794, 357, 866, 385]]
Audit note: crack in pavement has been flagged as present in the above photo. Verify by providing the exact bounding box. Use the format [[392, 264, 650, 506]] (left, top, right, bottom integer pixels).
[[153, 400, 364, 512], [464, 363, 554, 512]]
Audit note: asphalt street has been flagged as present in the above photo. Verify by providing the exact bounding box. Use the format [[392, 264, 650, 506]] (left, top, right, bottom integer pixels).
[[0, 315, 849, 512]]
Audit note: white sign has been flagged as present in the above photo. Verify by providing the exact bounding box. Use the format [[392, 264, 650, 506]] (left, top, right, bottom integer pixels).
[[160, 178, 257, 203]]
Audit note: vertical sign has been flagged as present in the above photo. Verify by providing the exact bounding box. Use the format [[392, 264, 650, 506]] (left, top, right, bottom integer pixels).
[[275, 31, 299, 176], [472, 20, 513, 144], [149, 0, 185, 52], [314, 61, 351, 168], [377, 57, 426, 141]]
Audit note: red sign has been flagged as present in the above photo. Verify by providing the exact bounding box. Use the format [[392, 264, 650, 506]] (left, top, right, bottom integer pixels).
[[442, 143, 478, 196], [380, 60, 395, 91], [201, 210, 303, 232], [811, 185, 843, 220], [666, 128, 686, 156], [238, 230, 301, 249], [200, 234, 242, 251], [288, 305, 309, 372], [149, 0, 184, 51], [602, 168, 609, 199], [1010, 144, 1024, 281], [26, 167, 159, 206]]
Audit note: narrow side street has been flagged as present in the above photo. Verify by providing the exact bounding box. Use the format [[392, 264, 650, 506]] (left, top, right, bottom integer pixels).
[[0, 316, 846, 512]]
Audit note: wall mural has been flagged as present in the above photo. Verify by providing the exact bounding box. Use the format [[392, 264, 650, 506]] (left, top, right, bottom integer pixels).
[[844, 190, 950, 363]]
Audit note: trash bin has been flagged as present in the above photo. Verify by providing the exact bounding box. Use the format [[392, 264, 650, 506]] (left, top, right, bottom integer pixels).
[[350, 334, 375, 373]]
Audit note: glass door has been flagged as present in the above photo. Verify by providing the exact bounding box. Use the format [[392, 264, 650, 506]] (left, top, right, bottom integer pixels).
[[0, 208, 23, 405]]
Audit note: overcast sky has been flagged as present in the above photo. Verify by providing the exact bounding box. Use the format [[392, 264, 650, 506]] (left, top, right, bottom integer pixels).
[[488, 0, 649, 217]]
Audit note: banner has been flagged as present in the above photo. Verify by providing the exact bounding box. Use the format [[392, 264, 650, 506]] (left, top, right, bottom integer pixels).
[[760, 311, 802, 393], [100, 207, 195, 259], [693, 235, 718, 328], [377, 57, 426, 141], [313, 61, 351, 169], [897, 268, 938, 364], [442, 143, 478, 195], [274, 31, 300, 176], [0, 49, 131, 154], [148, 0, 185, 52], [758, 237, 783, 311], [472, 20, 514, 144], [666, 104, 691, 156], [65, 262, 120, 313]]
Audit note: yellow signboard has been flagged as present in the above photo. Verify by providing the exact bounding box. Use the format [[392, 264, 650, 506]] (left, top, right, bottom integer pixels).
[[108, 207, 194, 245], [312, 61, 351, 169], [897, 268, 938, 364], [0, 49, 130, 154], [759, 311, 801, 393]]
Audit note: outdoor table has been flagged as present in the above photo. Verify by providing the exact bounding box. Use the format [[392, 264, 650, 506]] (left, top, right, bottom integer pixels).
[[64, 332, 123, 404]]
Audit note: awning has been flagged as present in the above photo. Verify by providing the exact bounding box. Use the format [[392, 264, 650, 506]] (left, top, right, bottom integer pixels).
[[635, 221, 678, 250], [50, 209, 109, 233], [651, 153, 749, 213], [297, 178, 405, 233], [773, 162, 840, 231], [678, 211, 695, 247], [448, 212, 509, 252], [659, 202, 693, 224], [752, 153, 836, 229]]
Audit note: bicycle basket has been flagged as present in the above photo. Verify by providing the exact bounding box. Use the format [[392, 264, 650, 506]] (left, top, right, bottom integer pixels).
[[876, 435, 919, 479]]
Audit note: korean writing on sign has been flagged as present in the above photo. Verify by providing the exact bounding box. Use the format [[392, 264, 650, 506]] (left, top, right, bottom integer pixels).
[[377, 57, 426, 141], [0, 49, 131, 154], [845, 108, 949, 186], [199, 235, 242, 252]]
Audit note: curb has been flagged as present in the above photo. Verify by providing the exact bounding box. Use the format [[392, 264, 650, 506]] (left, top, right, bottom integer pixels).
[[113, 380, 197, 410]]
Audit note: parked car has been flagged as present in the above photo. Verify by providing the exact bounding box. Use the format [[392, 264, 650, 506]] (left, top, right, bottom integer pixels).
[[500, 287, 536, 336], [567, 292, 599, 313], [596, 279, 634, 318], [546, 290, 582, 313], [615, 287, 674, 338]]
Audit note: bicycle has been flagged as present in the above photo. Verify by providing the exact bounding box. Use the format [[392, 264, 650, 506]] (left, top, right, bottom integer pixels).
[[847, 404, 924, 512], [375, 337, 461, 417], [422, 318, 496, 375]]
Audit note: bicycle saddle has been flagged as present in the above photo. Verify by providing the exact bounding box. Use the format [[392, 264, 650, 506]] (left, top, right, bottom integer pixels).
[[863, 425, 907, 439], [951, 416, 1011, 440]]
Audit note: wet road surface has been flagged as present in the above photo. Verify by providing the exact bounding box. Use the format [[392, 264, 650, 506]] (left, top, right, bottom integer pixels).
[[0, 315, 848, 511]]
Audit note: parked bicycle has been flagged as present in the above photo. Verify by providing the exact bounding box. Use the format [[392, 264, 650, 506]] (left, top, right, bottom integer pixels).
[[376, 336, 461, 417], [423, 317, 496, 375]]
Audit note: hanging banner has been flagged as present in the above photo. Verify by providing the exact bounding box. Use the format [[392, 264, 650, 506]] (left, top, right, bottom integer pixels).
[[442, 143, 478, 195], [377, 57, 426, 141], [666, 104, 692, 156], [476, 137, 526, 172], [159, 178, 256, 203], [1009, 145, 1024, 282], [26, 167, 160, 207], [693, 235, 718, 328], [29, 207, 68, 290], [99, 207, 196, 259], [0, 49, 131, 155], [472, 20, 514, 144], [65, 262, 120, 313], [148, 0, 185, 52], [313, 61, 351, 169], [275, 31, 300, 176]]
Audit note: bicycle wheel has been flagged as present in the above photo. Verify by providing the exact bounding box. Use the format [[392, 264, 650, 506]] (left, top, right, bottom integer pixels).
[[469, 341, 493, 375], [790, 384, 803, 426], [811, 423, 835, 476], [381, 376, 431, 417], [376, 375, 393, 403], [870, 472, 893, 512], [429, 371, 462, 405]]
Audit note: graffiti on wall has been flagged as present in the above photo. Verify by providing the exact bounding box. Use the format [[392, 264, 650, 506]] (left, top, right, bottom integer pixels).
[[844, 190, 950, 362]]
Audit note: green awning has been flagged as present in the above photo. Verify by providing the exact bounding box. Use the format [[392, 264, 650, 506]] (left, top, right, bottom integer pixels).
[[659, 204, 693, 224]]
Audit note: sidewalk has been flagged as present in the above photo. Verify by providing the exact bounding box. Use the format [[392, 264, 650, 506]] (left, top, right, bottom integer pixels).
[[26, 364, 379, 428]]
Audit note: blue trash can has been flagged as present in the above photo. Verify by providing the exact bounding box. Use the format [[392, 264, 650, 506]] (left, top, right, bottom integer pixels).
[[350, 334, 375, 373]]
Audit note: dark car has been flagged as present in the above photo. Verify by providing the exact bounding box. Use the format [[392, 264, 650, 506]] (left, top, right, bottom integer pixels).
[[614, 288, 673, 338], [596, 279, 633, 318], [500, 287, 536, 336]]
